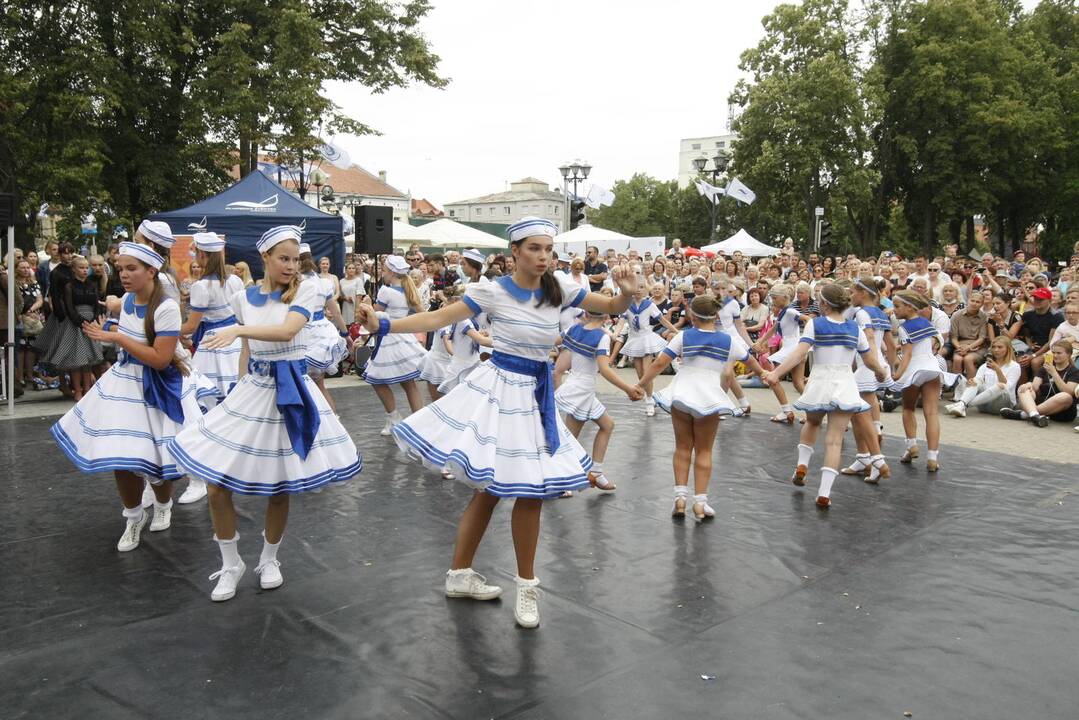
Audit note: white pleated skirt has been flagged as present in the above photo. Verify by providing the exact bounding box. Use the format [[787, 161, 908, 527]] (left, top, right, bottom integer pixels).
[[304, 319, 348, 375], [621, 331, 667, 358], [555, 374, 606, 421], [168, 372, 362, 495], [419, 351, 452, 386], [768, 338, 801, 366], [437, 358, 481, 394], [191, 336, 242, 398], [393, 361, 593, 498], [51, 362, 216, 480], [892, 355, 956, 392], [794, 364, 869, 413], [854, 363, 892, 394], [653, 366, 736, 418], [363, 333, 426, 384]]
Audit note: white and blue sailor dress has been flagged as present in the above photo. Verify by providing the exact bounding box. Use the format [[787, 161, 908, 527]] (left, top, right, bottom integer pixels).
[[792, 317, 871, 413], [188, 273, 245, 397], [892, 316, 955, 391], [392, 274, 594, 498], [437, 317, 483, 394], [766, 305, 805, 365], [554, 324, 611, 421], [418, 323, 454, 387], [619, 299, 667, 357], [168, 283, 362, 495], [300, 274, 348, 376], [362, 284, 427, 384], [51, 294, 213, 480], [848, 304, 893, 392], [653, 327, 749, 417]]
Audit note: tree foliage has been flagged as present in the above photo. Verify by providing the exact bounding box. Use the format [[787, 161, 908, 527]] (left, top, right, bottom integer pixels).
[[0, 0, 445, 248]]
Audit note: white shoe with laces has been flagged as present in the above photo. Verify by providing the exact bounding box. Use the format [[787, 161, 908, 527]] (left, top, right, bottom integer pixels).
[[514, 576, 541, 629], [117, 512, 150, 552], [209, 559, 247, 602], [149, 502, 172, 532], [177, 477, 207, 504], [444, 568, 502, 600], [255, 559, 283, 590]]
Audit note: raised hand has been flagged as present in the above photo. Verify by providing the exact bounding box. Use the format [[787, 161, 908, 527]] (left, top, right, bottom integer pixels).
[[82, 319, 112, 342], [611, 263, 639, 296]]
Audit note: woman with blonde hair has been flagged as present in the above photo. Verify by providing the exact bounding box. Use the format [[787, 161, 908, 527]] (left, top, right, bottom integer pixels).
[[946, 336, 1020, 417], [232, 261, 255, 287], [363, 254, 429, 435]]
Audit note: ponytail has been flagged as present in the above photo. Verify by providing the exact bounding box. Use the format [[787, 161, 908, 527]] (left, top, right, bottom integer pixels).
[[536, 270, 563, 309], [143, 272, 189, 376], [199, 249, 228, 287], [400, 272, 423, 312]]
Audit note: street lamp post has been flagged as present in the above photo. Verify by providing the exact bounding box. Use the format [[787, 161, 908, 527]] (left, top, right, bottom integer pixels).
[[559, 160, 591, 231], [693, 151, 730, 241]]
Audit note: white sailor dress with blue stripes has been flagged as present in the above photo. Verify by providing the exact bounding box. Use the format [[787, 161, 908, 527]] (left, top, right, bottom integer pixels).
[[653, 327, 749, 417], [554, 323, 611, 421], [51, 294, 214, 480], [792, 317, 871, 413], [418, 323, 454, 387], [188, 273, 245, 397], [892, 315, 955, 391], [300, 274, 348, 376], [392, 274, 594, 498], [437, 317, 483, 394], [619, 299, 667, 357], [168, 283, 362, 495], [362, 284, 427, 384], [848, 304, 893, 392]]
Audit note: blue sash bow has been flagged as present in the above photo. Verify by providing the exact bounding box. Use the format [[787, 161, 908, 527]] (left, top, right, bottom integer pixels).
[[490, 351, 560, 455], [118, 352, 185, 424], [311, 310, 326, 322], [191, 316, 237, 349], [248, 358, 321, 459]]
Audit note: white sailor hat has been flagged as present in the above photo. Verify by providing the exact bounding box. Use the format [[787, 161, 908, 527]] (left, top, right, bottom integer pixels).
[[462, 248, 486, 266], [299, 242, 312, 256], [507, 216, 557, 243], [137, 220, 175, 249], [118, 241, 164, 270], [385, 255, 410, 275], [193, 232, 225, 252], [257, 225, 302, 254]]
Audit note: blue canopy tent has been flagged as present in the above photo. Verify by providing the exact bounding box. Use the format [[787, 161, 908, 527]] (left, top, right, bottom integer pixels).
[[147, 171, 345, 277]]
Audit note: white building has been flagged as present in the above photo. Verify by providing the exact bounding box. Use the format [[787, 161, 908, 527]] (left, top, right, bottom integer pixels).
[[677, 134, 738, 188], [444, 178, 565, 230]]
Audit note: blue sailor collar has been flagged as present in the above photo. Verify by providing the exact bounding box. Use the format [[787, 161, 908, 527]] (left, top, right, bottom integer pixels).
[[497, 275, 542, 303], [629, 298, 653, 315], [246, 285, 283, 305], [123, 293, 148, 318]]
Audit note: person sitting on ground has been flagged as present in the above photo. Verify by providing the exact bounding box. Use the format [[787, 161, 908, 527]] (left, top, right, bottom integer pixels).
[[945, 336, 1021, 418], [1002, 339, 1079, 427], [1047, 302, 1079, 367], [949, 290, 988, 378]]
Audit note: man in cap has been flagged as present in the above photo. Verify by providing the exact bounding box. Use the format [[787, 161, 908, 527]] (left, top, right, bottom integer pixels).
[[1020, 287, 1064, 376]]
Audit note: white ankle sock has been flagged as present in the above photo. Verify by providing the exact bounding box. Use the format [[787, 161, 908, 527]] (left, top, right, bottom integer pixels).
[[818, 467, 838, 498], [590, 462, 603, 473], [927, 450, 939, 461], [797, 443, 814, 467], [739, 396, 750, 409], [215, 533, 241, 567], [153, 499, 172, 512], [781, 404, 793, 413], [869, 454, 885, 480], [850, 453, 870, 469], [122, 505, 144, 522], [905, 437, 917, 449], [259, 532, 281, 566], [1027, 411, 1038, 419]]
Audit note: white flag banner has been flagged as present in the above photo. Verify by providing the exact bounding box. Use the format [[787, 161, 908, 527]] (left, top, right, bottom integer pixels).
[[726, 177, 757, 205], [695, 179, 725, 203], [37, 202, 50, 217], [319, 141, 351, 169], [585, 184, 616, 209]]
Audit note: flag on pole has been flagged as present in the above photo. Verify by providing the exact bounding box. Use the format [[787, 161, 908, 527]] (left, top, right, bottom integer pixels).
[[585, 184, 616, 209], [37, 202, 50, 217], [726, 177, 756, 205], [695, 179, 724, 203], [319, 141, 351, 169]]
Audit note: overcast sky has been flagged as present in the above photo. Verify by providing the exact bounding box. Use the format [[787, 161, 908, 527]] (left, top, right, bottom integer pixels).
[[327, 0, 779, 207], [328, 0, 1037, 208]]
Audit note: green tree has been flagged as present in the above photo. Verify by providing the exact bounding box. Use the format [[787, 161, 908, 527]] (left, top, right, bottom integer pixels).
[[589, 174, 677, 238]]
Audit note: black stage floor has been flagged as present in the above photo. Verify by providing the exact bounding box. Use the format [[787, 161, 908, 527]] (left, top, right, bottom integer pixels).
[[3, 387, 1078, 719]]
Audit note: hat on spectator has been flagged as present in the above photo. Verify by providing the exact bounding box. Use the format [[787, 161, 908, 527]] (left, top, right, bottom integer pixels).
[[385, 255, 410, 275], [193, 232, 225, 252], [137, 220, 174, 249], [1032, 287, 1052, 300]]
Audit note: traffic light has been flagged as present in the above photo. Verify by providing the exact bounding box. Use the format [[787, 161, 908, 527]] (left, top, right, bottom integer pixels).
[[819, 220, 832, 244], [570, 199, 586, 230]]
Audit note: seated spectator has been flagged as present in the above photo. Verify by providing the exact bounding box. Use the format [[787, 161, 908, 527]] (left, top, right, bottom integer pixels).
[[1019, 287, 1063, 377], [1048, 302, 1079, 365], [742, 287, 769, 341], [946, 337, 1020, 417], [937, 282, 965, 316], [1002, 339, 1079, 427], [949, 291, 988, 377]]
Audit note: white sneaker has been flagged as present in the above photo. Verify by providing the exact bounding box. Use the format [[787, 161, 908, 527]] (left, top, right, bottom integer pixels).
[[445, 568, 502, 600], [140, 482, 155, 509], [209, 559, 247, 602], [117, 512, 150, 552], [514, 577, 540, 629], [255, 560, 283, 590], [945, 402, 966, 418], [150, 502, 172, 532], [177, 477, 207, 504], [380, 412, 400, 436]]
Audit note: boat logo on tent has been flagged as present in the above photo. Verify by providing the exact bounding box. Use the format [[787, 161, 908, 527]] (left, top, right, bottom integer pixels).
[[225, 194, 279, 213]]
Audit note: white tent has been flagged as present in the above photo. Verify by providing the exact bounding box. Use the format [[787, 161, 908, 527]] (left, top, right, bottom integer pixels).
[[392, 221, 427, 242], [411, 218, 507, 249], [553, 224, 664, 258], [700, 228, 780, 257]]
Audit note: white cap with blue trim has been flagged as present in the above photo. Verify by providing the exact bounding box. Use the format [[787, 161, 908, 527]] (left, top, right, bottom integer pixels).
[[299, 242, 312, 256], [258, 225, 302, 254], [385, 255, 410, 275], [118, 241, 165, 270], [137, 220, 175, 249], [462, 248, 486, 266], [507, 216, 558, 244], [193, 232, 225, 252]]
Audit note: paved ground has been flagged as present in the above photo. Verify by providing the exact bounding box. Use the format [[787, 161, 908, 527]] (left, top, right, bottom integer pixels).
[[2, 381, 1078, 718]]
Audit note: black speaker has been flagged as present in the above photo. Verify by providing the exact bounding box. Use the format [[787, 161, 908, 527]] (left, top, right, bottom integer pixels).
[[354, 205, 393, 254], [0, 193, 14, 228]]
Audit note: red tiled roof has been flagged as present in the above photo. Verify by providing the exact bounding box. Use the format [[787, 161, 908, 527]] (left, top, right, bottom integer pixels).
[[229, 157, 407, 199], [411, 198, 443, 217]]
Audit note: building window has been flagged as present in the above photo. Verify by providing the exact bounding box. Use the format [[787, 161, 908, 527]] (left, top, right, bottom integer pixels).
[[716, 141, 725, 148], [504, 206, 511, 215], [448, 209, 455, 217], [691, 143, 701, 150], [475, 207, 482, 215]]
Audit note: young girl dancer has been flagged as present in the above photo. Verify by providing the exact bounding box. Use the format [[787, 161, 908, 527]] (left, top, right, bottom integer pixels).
[[168, 226, 362, 601], [437, 306, 493, 395], [363, 255, 428, 435], [553, 307, 644, 493], [419, 290, 459, 401], [718, 282, 753, 416], [134, 220, 182, 304], [635, 295, 764, 521], [752, 284, 802, 424], [764, 284, 888, 508], [620, 284, 676, 416], [891, 291, 945, 472], [51, 243, 206, 551], [299, 243, 350, 410], [181, 232, 245, 398], [840, 277, 895, 483], [357, 217, 636, 629]]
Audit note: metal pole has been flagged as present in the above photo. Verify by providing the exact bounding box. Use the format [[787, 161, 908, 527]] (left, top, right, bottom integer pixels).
[[6, 225, 14, 413], [562, 177, 569, 233]]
